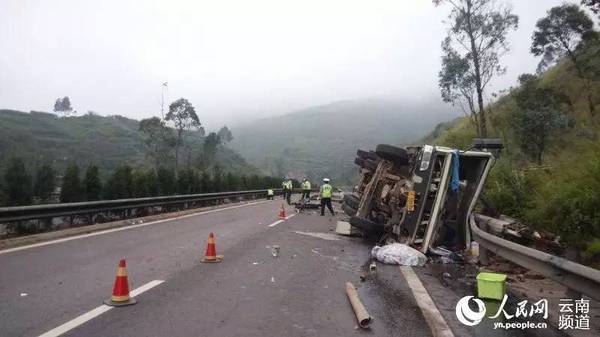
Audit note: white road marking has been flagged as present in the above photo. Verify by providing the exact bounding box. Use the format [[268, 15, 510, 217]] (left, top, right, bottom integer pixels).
[[400, 266, 455, 337], [0, 201, 270, 255], [37, 280, 164, 337], [267, 213, 297, 227]]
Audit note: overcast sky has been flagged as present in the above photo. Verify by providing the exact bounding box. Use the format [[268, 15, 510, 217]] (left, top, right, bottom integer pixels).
[[0, 0, 569, 129]]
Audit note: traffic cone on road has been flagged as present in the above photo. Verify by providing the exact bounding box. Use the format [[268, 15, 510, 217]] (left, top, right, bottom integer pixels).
[[104, 259, 137, 306], [201, 232, 224, 263], [278, 204, 286, 220]]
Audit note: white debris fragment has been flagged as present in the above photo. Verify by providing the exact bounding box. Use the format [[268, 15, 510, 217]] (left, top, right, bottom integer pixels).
[[371, 243, 427, 266], [20, 293, 27, 297], [252, 262, 259, 265], [270, 276, 276, 283]]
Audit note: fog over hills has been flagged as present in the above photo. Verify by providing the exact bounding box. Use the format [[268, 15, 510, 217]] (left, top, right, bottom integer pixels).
[[231, 98, 458, 184]]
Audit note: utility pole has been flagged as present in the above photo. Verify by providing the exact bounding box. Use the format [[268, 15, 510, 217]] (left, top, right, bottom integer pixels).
[[160, 81, 168, 119]]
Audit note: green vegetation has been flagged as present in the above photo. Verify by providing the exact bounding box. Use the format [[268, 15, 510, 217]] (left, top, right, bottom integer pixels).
[[0, 103, 282, 207], [426, 3, 600, 261], [231, 99, 452, 185]]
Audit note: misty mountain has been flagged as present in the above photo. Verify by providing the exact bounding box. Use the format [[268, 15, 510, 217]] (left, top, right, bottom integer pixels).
[[0, 109, 256, 176], [230, 99, 457, 185]]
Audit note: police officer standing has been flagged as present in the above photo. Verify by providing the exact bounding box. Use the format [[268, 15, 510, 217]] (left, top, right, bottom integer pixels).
[[282, 177, 292, 205], [301, 178, 311, 200], [319, 178, 334, 216]]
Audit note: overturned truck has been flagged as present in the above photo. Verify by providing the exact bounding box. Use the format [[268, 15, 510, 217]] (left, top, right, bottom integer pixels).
[[342, 140, 502, 254]]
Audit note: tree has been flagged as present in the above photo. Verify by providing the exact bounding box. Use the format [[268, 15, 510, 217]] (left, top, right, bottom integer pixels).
[[509, 74, 570, 165], [33, 163, 55, 202], [53, 96, 74, 117], [4, 158, 33, 206], [439, 39, 479, 128], [165, 98, 201, 173], [84, 165, 102, 201], [139, 117, 177, 171], [217, 126, 234, 143], [157, 167, 176, 195], [582, 0, 600, 17], [433, 0, 519, 137], [105, 165, 133, 199], [60, 163, 82, 203], [203, 132, 221, 167], [531, 4, 597, 115], [200, 171, 212, 193]]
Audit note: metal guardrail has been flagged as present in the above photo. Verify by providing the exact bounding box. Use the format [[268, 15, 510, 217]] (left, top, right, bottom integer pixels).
[[471, 213, 600, 301], [0, 189, 290, 223]]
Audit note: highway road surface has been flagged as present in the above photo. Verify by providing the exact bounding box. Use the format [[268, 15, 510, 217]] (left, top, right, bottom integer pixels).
[[0, 198, 559, 337]]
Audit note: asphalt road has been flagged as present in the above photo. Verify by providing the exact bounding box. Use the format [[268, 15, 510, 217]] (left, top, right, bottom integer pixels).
[[0, 199, 433, 337]]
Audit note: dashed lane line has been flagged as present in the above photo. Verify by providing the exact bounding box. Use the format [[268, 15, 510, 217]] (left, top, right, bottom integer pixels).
[[0, 201, 271, 255], [37, 280, 165, 337], [267, 213, 297, 227], [400, 266, 455, 337]]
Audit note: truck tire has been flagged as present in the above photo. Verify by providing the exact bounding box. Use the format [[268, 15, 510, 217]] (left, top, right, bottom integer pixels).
[[342, 203, 357, 216], [357, 149, 379, 161], [349, 216, 382, 233], [343, 193, 360, 209], [376, 144, 409, 166], [363, 159, 378, 171]]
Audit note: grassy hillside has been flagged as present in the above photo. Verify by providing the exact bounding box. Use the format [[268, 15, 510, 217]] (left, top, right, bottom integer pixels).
[[423, 39, 600, 262], [231, 99, 456, 185], [0, 110, 256, 176]]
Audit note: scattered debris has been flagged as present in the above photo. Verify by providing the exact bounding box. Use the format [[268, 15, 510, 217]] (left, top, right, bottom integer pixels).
[[371, 243, 427, 266], [345, 282, 373, 329], [20, 293, 27, 297], [270, 276, 275, 283], [335, 221, 359, 236], [271, 245, 280, 258], [359, 273, 367, 282], [294, 231, 340, 241], [369, 262, 377, 271], [252, 262, 259, 265]]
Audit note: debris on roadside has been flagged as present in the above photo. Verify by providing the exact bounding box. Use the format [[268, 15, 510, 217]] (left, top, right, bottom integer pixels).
[[371, 243, 427, 266], [369, 262, 377, 271], [271, 245, 280, 258], [345, 282, 373, 329], [335, 221, 360, 236]]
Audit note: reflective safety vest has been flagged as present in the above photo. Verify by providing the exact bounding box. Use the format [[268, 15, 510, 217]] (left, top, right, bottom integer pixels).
[[282, 180, 292, 190], [267, 189, 274, 196], [320, 184, 333, 198], [302, 181, 311, 190]]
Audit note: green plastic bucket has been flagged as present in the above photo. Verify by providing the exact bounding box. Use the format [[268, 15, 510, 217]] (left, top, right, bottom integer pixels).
[[476, 272, 507, 300]]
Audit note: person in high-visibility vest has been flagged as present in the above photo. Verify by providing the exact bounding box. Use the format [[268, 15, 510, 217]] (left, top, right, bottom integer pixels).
[[319, 178, 334, 216], [267, 188, 274, 200], [282, 177, 292, 205], [301, 179, 311, 200]]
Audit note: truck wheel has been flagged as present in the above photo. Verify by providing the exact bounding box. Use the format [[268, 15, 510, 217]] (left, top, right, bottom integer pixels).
[[343, 193, 360, 209], [357, 149, 379, 161], [363, 159, 378, 171], [376, 144, 408, 166], [342, 203, 357, 216], [349, 216, 382, 233]]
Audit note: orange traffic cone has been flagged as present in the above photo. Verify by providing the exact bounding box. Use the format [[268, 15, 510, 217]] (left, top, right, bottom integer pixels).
[[201, 233, 224, 263], [278, 204, 286, 220], [104, 259, 137, 306]]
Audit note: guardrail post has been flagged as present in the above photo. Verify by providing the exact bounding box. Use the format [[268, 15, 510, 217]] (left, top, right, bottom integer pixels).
[[565, 247, 583, 299], [479, 221, 490, 266]]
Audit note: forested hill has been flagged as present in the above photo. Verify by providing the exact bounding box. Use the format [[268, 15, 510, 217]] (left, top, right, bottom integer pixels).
[[0, 109, 255, 175], [231, 99, 455, 184]]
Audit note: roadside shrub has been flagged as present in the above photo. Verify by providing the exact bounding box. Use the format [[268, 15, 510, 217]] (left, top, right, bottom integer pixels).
[[485, 159, 540, 220]]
